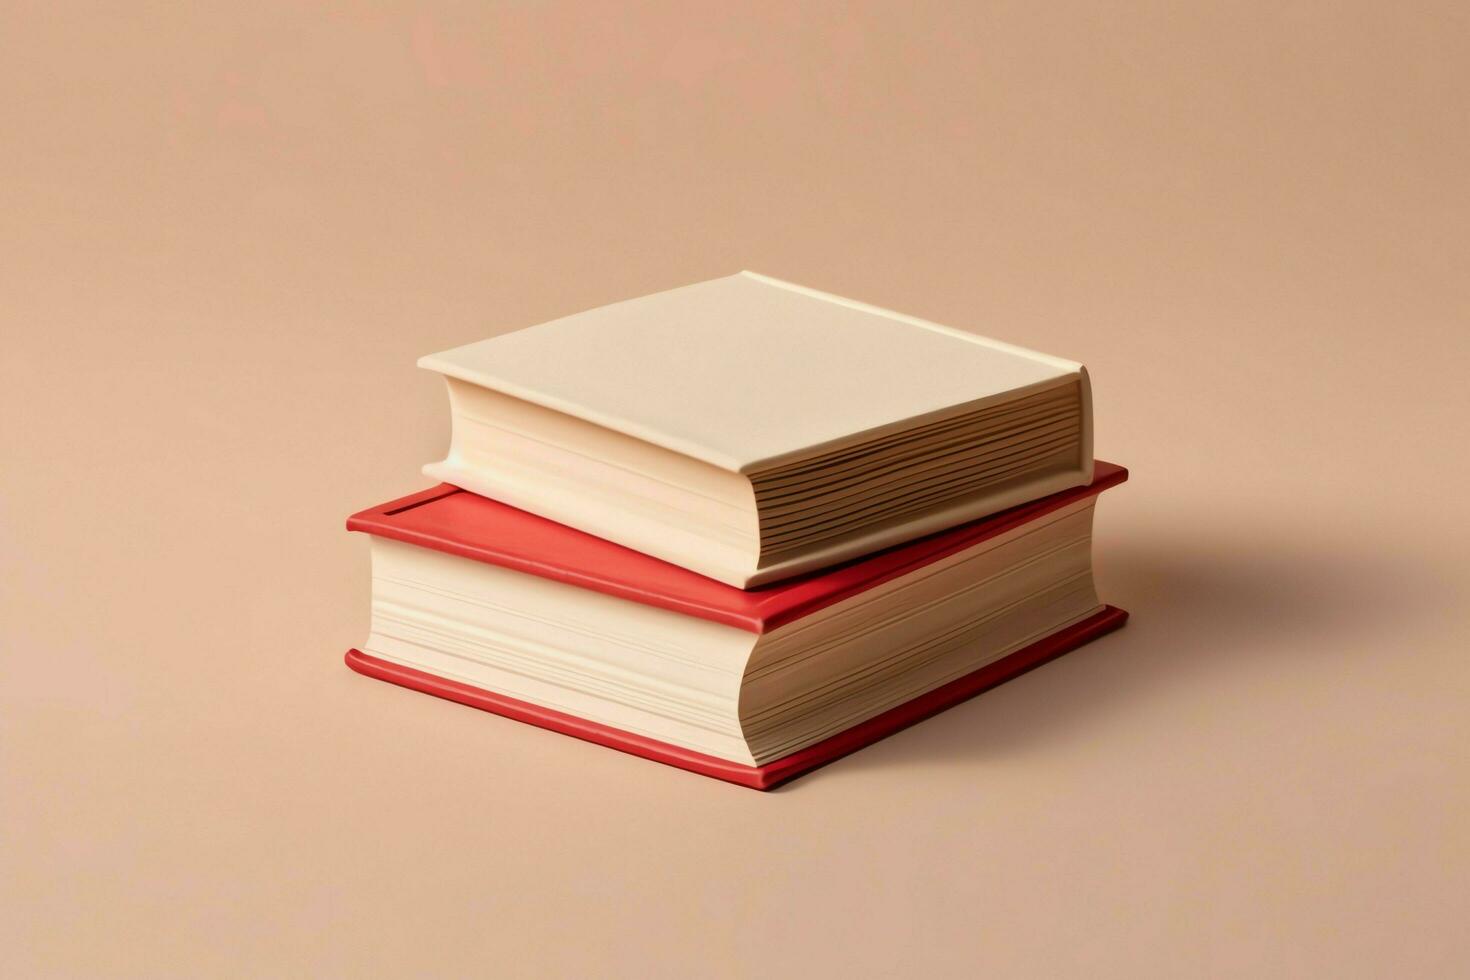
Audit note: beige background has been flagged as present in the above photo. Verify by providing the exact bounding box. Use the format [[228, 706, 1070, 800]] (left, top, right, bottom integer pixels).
[[3, 3, 1467, 977]]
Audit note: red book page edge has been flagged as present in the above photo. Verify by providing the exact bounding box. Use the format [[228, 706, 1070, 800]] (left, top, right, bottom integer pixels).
[[345, 604, 1128, 791]]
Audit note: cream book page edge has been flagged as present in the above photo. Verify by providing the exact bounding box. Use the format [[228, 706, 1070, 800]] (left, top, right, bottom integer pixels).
[[421, 459, 764, 588]]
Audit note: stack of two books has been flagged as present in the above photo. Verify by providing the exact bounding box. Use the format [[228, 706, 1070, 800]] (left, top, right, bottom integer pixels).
[[346, 273, 1128, 789]]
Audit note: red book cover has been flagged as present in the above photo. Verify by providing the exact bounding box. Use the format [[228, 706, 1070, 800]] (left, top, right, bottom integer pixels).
[[345, 461, 1129, 789]]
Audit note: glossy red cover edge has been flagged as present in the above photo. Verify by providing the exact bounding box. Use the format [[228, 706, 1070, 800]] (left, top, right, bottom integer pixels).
[[347, 461, 1128, 634], [345, 604, 1128, 791]]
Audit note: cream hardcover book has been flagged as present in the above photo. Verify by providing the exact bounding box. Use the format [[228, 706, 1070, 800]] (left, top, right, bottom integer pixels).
[[420, 272, 1093, 587]]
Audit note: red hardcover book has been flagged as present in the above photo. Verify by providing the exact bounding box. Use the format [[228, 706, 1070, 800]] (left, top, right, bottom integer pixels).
[[346, 462, 1128, 790]]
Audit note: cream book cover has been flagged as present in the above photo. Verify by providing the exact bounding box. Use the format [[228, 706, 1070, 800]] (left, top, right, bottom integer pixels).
[[421, 271, 1093, 587]]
